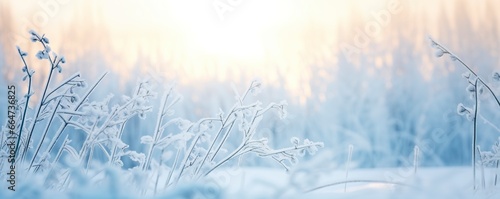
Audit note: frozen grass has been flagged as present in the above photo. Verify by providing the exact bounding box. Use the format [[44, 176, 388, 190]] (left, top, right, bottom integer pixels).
[[430, 37, 500, 190], [0, 31, 323, 198], [1, 30, 500, 198]]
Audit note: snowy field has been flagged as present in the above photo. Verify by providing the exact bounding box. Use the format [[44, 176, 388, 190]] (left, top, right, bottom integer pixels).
[[222, 167, 484, 199], [2, 166, 496, 198], [1, 0, 500, 198]]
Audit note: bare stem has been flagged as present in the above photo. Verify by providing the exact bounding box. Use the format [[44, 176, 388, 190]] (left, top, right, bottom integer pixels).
[[28, 96, 63, 171], [472, 78, 479, 190], [195, 108, 237, 176], [143, 88, 172, 170], [344, 145, 354, 192], [210, 120, 236, 162], [164, 148, 181, 189], [476, 146, 485, 189], [15, 47, 33, 162]]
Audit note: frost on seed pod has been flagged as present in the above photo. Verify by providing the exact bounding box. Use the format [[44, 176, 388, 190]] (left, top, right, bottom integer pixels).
[[290, 137, 300, 146], [435, 49, 444, 57], [29, 29, 38, 37], [36, 50, 49, 60], [466, 84, 476, 93], [462, 72, 471, 79], [457, 103, 468, 115], [56, 65, 62, 73], [466, 112, 475, 121], [450, 55, 458, 61], [140, 135, 154, 145], [17, 46, 28, 57], [493, 72, 500, 81], [42, 36, 50, 44]]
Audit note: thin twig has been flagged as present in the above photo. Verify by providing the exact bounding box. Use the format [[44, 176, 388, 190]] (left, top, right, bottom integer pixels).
[[15, 47, 33, 161], [473, 78, 479, 190]]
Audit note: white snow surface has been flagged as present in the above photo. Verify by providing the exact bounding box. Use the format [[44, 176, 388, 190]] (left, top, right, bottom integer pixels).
[[215, 167, 497, 199], [0, 161, 499, 199]]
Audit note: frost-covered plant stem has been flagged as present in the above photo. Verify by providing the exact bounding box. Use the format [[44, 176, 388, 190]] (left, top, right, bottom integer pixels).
[[472, 78, 479, 189], [44, 74, 81, 98], [28, 97, 62, 171], [32, 72, 105, 173], [203, 140, 245, 177], [202, 82, 262, 167], [173, 135, 198, 184], [78, 84, 154, 166], [78, 107, 118, 161], [21, 52, 54, 161], [476, 146, 485, 189], [143, 87, 172, 170], [413, 146, 420, 174], [15, 47, 33, 160], [21, 33, 65, 162], [205, 109, 264, 175], [173, 117, 219, 184], [495, 160, 499, 186], [210, 120, 236, 162], [429, 37, 500, 107], [52, 135, 70, 165], [164, 148, 181, 189], [109, 124, 126, 164], [344, 145, 353, 192], [255, 144, 324, 157], [203, 114, 322, 177], [477, 114, 500, 133], [195, 81, 263, 175], [41, 73, 106, 161], [109, 82, 148, 164], [194, 107, 236, 176], [29, 73, 83, 170], [85, 145, 95, 172]]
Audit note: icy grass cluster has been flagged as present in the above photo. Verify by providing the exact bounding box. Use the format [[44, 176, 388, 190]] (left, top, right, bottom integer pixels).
[[430, 37, 500, 190], [0, 31, 323, 198]]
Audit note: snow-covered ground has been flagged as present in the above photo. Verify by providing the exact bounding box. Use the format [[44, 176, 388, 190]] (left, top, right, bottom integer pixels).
[[214, 167, 497, 199], [3, 165, 496, 199]]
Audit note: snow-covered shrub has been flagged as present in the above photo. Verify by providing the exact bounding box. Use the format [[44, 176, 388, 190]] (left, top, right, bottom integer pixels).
[[0, 31, 323, 197], [430, 37, 500, 189]]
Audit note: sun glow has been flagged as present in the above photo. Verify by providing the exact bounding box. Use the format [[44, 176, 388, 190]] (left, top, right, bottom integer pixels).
[[165, 0, 295, 62], [4, 0, 399, 103], [146, 0, 349, 95]]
